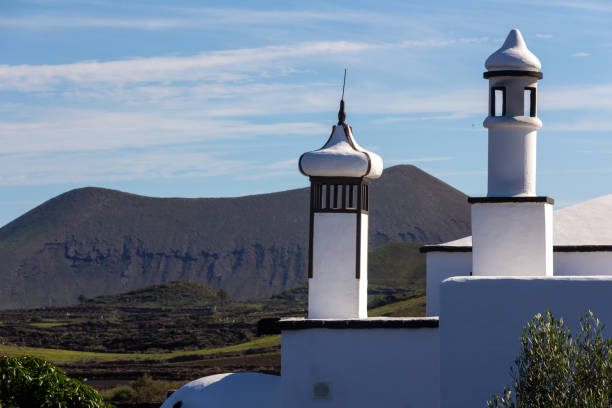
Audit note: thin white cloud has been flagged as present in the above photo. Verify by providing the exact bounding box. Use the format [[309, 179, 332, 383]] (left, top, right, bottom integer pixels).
[[353, 88, 485, 117], [0, 41, 373, 91], [0, 148, 251, 186], [155, 7, 383, 26], [0, 90, 478, 159], [3, 76, 611, 178], [194, 86, 486, 119], [540, 83, 612, 111], [0, 16, 188, 30], [0, 110, 327, 154], [0, 84, 485, 168], [0, 148, 309, 186], [0, 8, 406, 30], [571, 52, 591, 57], [54, 81, 338, 117], [535, 34, 553, 39], [0, 38, 488, 92], [42, 80, 485, 119]]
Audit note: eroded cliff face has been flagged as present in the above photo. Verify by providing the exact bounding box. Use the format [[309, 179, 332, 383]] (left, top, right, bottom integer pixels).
[[63, 237, 306, 297], [5, 237, 306, 308], [0, 165, 471, 309]]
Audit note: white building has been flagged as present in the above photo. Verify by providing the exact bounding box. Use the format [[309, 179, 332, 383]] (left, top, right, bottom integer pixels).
[[162, 29, 612, 408]]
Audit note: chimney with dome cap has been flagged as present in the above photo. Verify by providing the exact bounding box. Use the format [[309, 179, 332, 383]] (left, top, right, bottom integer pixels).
[[470, 29, 553, 277], [298, 91, 383, 319]]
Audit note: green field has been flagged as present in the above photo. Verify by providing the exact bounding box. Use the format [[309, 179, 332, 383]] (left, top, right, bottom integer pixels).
[[28, 319, 68, 328], [0, 335, 281, 364]]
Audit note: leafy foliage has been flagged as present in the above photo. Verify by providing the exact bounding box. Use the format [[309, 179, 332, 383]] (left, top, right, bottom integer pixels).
[[105, 373, 170, 403], [126, 373, 170, 403], [0, 355, 112, 408], [105, 385, 134, 402], [488, 310, 612, 408]]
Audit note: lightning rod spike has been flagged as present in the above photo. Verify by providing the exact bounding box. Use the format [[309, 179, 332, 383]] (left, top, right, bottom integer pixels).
[[338, 69, 347, 125], [342, 68, 347, 100]]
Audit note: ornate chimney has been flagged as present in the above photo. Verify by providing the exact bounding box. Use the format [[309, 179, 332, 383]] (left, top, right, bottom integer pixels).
[[471, 29, 553, 277], [298, 98, 383, 318]]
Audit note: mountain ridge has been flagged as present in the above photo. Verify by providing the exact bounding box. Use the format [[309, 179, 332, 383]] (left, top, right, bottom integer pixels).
[[0, 165, 470, 309]]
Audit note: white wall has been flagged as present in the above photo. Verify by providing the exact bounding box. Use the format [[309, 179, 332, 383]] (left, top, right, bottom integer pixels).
[[281, 327, 440, 408], [426, 252, 472, 316], [472, 202, 553, 276], [309, 212, 367, 319], [554, 252, 612, 276], [425, 249, 612, 316], [440, 276, 612, 408]]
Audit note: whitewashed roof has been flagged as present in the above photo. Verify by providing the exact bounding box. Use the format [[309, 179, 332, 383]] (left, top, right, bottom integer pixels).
[[299, 102, 383, 179], [554, 194, 612, 246], [427, 194, 612, 250], [485, 29, 541, 72], [437, 236, 473, 247]]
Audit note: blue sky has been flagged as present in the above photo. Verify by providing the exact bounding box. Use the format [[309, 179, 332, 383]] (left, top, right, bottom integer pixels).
[[1, 0, 611, 227]]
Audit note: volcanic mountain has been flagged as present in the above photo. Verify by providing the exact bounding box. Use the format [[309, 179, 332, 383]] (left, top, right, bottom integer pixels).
[[0, 165, 470, 309]]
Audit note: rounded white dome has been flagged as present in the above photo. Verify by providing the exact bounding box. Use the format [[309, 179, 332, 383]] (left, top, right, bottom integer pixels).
[[299, 123, 383, 179], [160, 372, 280, 408], [485, 29, 541, 72]]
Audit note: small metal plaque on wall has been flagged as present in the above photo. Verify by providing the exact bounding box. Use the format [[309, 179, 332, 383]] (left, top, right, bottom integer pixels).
[[312, 381, 332, 400]]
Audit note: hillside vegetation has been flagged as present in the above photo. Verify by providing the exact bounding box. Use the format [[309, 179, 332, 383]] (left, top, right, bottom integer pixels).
[[91, 281, 220, 308]]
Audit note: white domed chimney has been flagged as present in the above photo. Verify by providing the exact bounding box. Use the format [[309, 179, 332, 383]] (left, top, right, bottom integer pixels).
[[484, 28, 542, 197], [471, 29, 553, 277], [299, 99, 383, 319]]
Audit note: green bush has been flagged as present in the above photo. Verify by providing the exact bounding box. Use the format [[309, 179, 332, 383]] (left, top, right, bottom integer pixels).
[[488, 310, 612, 408], [106, 386, 134, 402], [130, 373, 169, 402], [0, 355, 112, 408], [105, 373, 169, 403]]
